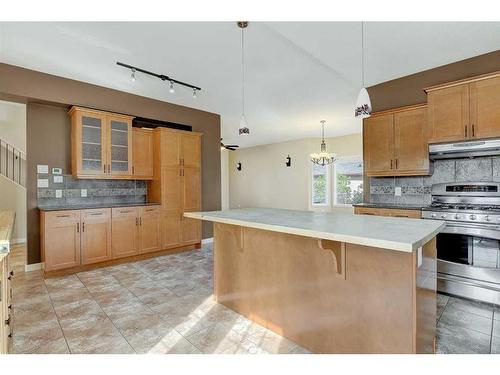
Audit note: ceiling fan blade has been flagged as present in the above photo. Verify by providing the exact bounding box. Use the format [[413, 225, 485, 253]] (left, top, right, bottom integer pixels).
[[225, 145, 239, 148], [226, 147, 238, 151]]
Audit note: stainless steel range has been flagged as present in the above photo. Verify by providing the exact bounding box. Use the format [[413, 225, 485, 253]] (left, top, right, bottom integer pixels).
[[422, 182, 500, 305]]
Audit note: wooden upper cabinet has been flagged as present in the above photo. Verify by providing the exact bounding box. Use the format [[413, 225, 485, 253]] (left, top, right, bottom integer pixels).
[[364, 105, 429, 177], [470, 75, 500, 139], [394, 107, 428, 174], [70, 107, 134, 179], [132, 128, 154, 179], [161, 166, 183, 212], [183, 167, 201, 211], [81, 208, 111, 265], [364, 113, 394, 175], [42, 210, 81, 272], [427, 84, 469, 143], [181, 134, 201, 168]]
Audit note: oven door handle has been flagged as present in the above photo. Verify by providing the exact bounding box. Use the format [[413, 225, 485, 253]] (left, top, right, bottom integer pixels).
[[444, 222, 500, 230], [442, 222, 500, 240]]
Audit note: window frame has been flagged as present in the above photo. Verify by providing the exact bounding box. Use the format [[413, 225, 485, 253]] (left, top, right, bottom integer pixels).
[[310, 162, 331, 208]]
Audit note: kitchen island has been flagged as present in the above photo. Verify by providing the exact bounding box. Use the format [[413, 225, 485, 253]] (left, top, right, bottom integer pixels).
[[185, 208, 445, 354]]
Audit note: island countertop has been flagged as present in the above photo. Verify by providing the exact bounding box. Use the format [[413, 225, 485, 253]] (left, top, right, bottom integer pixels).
[[184, 208, 445, 253]]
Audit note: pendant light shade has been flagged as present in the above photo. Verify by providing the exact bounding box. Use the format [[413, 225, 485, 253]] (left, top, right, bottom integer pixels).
[[354, 22, 372, 119], [355, 87, 372, 119]]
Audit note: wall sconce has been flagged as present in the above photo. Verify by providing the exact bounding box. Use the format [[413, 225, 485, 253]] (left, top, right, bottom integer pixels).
[[285, 155, 291, 167], [236, 162, 242, 171]]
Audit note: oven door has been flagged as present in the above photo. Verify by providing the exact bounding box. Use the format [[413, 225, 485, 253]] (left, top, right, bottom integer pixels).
[[437, 221, 500, 285]]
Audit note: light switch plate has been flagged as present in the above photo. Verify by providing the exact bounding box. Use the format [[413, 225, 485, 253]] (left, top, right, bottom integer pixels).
[[55, 190, 63, 199], [81, 189, 87, 198], [53, 175, 63, 183], [395, 187, 402, 196], [37, 179, 49, 188], [52, 168, 63, 175], [37, 164, 49, 174]]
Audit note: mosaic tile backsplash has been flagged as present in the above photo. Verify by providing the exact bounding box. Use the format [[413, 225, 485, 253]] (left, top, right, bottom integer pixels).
[[369, 156, 500, 206], [37, 173, 147, 208]]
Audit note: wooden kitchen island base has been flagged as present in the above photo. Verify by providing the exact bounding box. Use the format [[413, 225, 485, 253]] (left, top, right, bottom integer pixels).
[[213, 223, 437, 354]]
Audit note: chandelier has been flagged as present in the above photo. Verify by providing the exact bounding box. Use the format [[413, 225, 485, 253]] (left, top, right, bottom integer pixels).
[[310, 120, 336, 166]]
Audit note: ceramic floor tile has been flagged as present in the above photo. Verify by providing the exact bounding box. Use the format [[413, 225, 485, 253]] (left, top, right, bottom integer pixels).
[[244, 327, 298, 354], [28, 337, 70, 354], [100, 299, 152, 322], [491, 336, 500, 354], [493, 319, 500, 338], [436, 293, 449, 320], [185, 323, 245, 354], [436, 320, 491, 354], [440, 305, 493, 335], [12, 318, 65, 354], [446, 296, 494, 319]]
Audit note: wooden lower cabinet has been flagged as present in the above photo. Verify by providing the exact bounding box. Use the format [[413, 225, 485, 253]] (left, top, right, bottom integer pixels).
[[160, 212, 182, 249], [182, 214, 202, 244], [81, 208, 112, 265], [111, 207, 140, 259], [354, 206, 422, 219], [139, 207, 161, 254], [1, 254, 13, 354], [42, 210, 81, 272]]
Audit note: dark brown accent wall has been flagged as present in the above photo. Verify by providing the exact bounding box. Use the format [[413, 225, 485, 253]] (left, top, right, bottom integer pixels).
[[0, 63, 221, 264], [367, 50, 500, 112]]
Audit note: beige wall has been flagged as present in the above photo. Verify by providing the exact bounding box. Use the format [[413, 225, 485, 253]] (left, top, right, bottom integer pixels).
[[0, 100, 27, 242], [227, 133, 362, 213]]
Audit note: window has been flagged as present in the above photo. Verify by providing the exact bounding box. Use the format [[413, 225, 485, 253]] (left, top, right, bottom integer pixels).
[[311, 163, 329, 206], [333, 156, 364, 206]]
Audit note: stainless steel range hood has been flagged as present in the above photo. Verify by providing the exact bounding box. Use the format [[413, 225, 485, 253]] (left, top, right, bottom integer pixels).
[[429, 138, 500, 160]]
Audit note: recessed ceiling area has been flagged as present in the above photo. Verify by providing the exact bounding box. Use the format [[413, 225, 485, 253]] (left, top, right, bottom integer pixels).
[[1, 22, 499, 148]]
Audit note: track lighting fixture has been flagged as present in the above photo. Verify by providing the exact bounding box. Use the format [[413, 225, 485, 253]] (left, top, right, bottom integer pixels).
[[116, 61, 202, 95]]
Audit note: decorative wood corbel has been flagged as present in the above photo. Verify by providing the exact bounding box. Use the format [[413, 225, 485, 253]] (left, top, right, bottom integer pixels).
[[317, 239, 346, 279]]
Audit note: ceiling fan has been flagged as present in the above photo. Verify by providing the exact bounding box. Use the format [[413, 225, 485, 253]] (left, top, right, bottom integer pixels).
[[221, 138, 239, 151]]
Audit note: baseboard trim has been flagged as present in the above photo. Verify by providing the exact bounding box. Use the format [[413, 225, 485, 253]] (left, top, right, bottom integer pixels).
[[11, 238, 27, 245], [25, 262, 44, 272], [202, 237, 214, 244]]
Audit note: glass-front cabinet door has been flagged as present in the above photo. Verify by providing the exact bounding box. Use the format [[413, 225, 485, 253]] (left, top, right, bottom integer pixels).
[[73, 109, 107, 176], [107, 115, 133, 177]]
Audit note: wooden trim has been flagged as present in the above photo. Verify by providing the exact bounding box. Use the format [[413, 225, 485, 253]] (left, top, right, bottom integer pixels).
[[370, 103, 427, 117], [43, 242, 200, 278], [423, 70, 500, 93], [154, 126, 203, 137], [69, 106, 134, 121], [366, 170, 430, 177]]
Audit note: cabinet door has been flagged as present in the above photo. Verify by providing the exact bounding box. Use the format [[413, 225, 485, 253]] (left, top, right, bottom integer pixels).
[[74, 110, 107, 176], [139, 207, 161, 254], [181, 134, 201, 168], [132, 128, 153, 178], [161, 212, 182, 248], [354, 207, 380, 216], [161, 131, 181, 167], [388, 209, 421, 219], [111, 208, 139, 259], [427, 84, 469, 143], [394, 107, 429, 174], [43, 211, 81, 271], [161, 167, 182, 211], [364, 114, 395, 176], [470, 76, 500, 139], [182, 167, 201, 211], [107, 116, 133, 177], [81, 209, 112, 265], [181, 214, 201, 244]]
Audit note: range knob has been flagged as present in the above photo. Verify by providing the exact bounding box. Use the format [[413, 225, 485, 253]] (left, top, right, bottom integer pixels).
[[485, 215, 490, 222], [430, 213, 437, 218], [455, 214, 462, 220], [440, 214, 447, 219], [469, 214, 477, 220]]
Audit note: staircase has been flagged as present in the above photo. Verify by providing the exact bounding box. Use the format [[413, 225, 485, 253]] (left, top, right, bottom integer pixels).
[[0, 138, 26, 188]]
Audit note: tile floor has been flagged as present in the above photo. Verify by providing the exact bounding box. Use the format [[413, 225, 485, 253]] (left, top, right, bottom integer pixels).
[[10, 243, 500, 354]]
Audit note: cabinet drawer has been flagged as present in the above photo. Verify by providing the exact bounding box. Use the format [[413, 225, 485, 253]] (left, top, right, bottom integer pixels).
[[81, 208, 111, 219], [140, 206, 160, 215], [111, 207, 139, 218], [44, 210, 80, 227]]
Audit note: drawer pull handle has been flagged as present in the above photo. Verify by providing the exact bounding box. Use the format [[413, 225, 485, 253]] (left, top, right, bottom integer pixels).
[[10, 270, 13, 277], [57, 215, 70, 218], [90, 213, 103, 216], [5, 318, 10, 325], [394, 215, 408, 218], [121, 210, 132, 213]]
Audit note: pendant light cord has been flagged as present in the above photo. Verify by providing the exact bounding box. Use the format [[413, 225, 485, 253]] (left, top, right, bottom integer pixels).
[[241, 26, 245, 118], [361, 21, 365, 87]]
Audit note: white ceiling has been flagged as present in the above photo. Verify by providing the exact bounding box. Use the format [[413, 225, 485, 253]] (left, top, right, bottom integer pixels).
[[0, 22, 499, 148]]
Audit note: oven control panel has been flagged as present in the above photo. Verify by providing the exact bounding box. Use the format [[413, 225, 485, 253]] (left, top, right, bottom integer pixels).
[[422, 210, 500, 224]]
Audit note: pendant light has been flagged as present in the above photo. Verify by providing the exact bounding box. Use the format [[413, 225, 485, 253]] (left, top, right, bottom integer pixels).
[[238, 21, 250, 135], [310, 120, 336, 166], [355, 22, 372, 118]]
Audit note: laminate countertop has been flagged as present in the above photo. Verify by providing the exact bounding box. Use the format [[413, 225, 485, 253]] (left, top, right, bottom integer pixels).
[[184, 208, 445, 253], [0, 211, 16, 260], [353, 203, 429, 210], [38, 202, 161, 212]]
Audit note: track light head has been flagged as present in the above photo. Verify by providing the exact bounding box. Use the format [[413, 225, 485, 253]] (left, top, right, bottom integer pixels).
[[169, 81, 175, 94], [130, 68, 136, 82], [192, 88, 197, 98]]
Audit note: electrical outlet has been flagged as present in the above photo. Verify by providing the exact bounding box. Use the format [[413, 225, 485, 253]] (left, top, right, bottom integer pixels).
[[395, 187, 402, 196], [81, 189, 88, 198], [55, 190, 63, 199]]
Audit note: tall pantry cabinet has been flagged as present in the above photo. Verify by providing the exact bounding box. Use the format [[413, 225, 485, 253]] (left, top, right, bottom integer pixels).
[[148, 128, 202, 250]]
